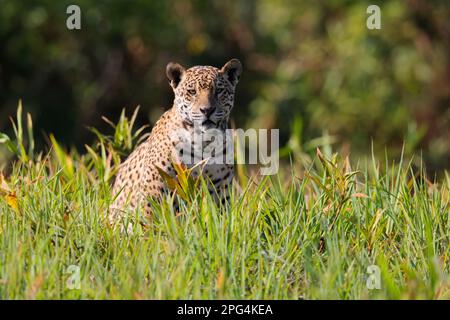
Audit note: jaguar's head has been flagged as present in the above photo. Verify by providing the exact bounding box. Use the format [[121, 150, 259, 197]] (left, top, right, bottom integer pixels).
[[166, 59, 242, 130]]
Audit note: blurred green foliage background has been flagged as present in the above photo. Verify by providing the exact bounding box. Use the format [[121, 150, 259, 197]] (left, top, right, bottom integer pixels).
[[0, 0, 449, 173]]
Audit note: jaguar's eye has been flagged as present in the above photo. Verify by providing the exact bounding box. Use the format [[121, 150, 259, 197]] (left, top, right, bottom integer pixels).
[[187, 89, 196, 95], [216, 88, 225, 95]]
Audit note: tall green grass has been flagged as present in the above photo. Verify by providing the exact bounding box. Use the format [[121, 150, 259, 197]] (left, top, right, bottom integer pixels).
[[0, 103, 449, 299]]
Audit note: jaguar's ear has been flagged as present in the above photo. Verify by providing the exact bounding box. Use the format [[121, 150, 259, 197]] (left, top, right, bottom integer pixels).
[[166, 62, 186, 89], [220, 59, 242, 87]]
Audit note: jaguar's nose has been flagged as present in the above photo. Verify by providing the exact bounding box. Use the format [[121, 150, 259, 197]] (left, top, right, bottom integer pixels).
[[200, 106, 215, 117]]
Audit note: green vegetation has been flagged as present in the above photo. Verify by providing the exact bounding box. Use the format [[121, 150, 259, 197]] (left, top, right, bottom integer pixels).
[[0, 106, 448, 299], [1, 0, 449, 173], [0, 0, 448, 301]]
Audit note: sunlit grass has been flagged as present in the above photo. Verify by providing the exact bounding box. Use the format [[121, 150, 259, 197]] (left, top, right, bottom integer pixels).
[[0, 103, 449, 299]]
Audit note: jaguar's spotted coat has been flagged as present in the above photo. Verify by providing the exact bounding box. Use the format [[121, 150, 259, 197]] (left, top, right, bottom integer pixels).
[[109, 59, 242, 221]]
